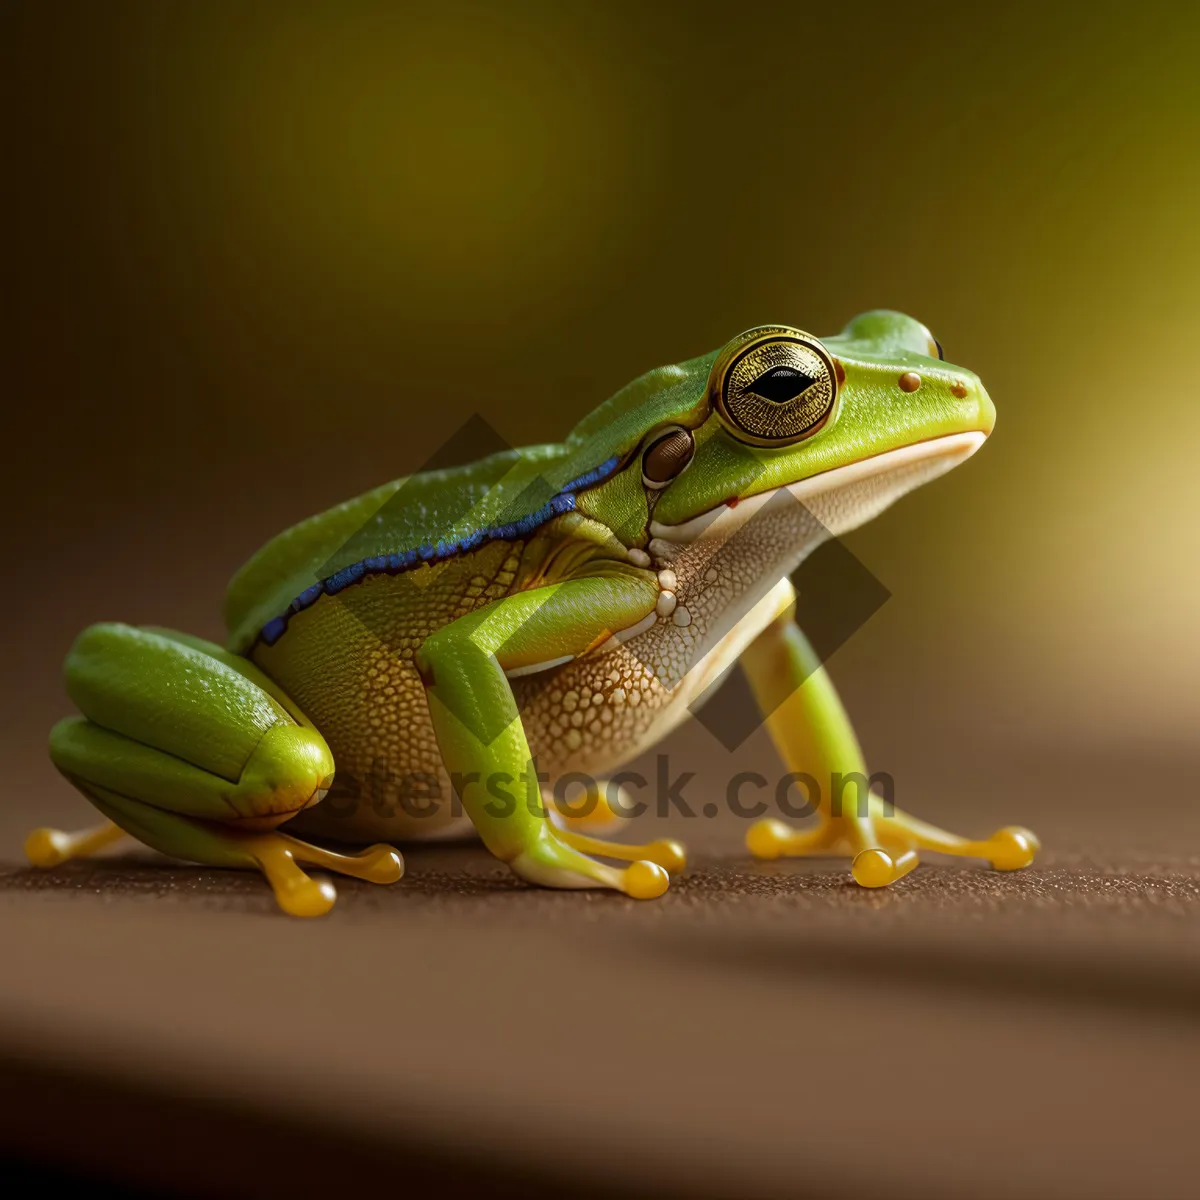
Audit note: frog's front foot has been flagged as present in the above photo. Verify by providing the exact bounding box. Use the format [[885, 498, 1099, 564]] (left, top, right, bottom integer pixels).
[[746, 806, 1039, 888], [544, 780, 689, 894], [740, 611, 1039, 890], [508, 824, 687, 900]]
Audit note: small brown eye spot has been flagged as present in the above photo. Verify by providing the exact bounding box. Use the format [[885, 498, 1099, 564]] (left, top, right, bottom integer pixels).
[[641, 426, 695, 489], [950, 380, 969, 399], [833, 359, 846, 386], [898, 371, 922, 393]]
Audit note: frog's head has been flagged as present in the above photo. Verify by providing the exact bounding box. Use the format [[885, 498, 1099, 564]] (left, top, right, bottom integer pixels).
[[621, 311, 995, 545]]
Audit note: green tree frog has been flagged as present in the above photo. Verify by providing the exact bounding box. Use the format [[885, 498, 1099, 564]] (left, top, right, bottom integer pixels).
[[27, 312, 1038, 915]]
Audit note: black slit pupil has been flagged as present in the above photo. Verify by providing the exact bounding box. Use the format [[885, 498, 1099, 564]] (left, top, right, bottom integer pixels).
[[745, 365, 817, 403]]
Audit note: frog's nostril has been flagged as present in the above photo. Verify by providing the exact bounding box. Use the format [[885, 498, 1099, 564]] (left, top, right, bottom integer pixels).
[[951, 380, 969, 399]]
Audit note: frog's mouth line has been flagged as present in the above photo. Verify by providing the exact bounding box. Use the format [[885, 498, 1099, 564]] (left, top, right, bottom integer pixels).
[[648, 430, 987, 544]]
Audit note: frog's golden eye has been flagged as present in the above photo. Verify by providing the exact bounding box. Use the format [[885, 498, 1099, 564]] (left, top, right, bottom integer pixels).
[[641, 425, 695, 489], [708, 326, 840, 447]]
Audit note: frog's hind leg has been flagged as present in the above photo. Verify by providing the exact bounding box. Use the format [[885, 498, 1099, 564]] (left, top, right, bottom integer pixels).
[[35, 623, 403, 916], [741, 608, 1038, 886]]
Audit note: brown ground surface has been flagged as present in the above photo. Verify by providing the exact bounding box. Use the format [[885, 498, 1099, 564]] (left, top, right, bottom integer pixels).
[[2, 742, 1200, 1199]]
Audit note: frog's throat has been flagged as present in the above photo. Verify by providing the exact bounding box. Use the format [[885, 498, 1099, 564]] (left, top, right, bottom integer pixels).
[[648, 431, 986, 544]]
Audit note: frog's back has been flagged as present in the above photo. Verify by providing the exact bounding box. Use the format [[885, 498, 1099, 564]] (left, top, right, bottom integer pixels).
[[224, 356, 712, 655], [223, 444, 567, 654]]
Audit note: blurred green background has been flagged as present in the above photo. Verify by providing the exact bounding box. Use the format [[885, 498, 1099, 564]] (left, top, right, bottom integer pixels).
[[3, 1, 1198, 842]]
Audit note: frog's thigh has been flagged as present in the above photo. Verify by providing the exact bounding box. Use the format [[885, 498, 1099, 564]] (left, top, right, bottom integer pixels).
[[416, 574, 684, 895], [32, 624, 402, 916], [739, 607, 1039, 887]]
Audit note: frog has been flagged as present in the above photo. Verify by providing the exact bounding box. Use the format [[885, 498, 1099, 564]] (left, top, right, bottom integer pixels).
[[26, 312, 1039, 915]]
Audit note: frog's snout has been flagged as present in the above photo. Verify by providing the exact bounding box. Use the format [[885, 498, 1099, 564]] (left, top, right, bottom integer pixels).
[[929, 369, 995, 438], [891, 365, 995, 438], [970, 378, 997, 437]]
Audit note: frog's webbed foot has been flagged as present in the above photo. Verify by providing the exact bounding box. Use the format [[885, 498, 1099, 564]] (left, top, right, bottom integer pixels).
[[28, 795, 404, 918], [25, 819, 127, 866], [747, 803, 1039, 887], [510, 824, 686, 900], [237, 830, 404, 917], [545, 778, 688, 886], [555, 824, 686, 877], [741, 607, 1038, 889]]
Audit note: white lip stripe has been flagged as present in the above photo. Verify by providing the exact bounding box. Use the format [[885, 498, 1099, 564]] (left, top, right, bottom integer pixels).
[[649, 431, 987, 543]]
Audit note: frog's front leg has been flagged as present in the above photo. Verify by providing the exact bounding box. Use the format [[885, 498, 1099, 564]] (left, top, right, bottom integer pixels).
[[29, 624, 403, 916], [740, 604, 1039, 886], [416, 570, 685, 898]]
